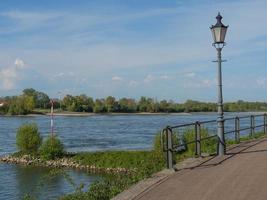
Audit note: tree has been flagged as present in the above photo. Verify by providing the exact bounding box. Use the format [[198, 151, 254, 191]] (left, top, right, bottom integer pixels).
[[75, 94, 94, 112], [138, 97, 156, 112], [35, 92, 50, 109], [138, 97, 148, 112], [118, 98, 137, 112], [39, 135, 64, 160], [93, 99, 106, 113], [62, 95, 76, 111], [22, 88, 50, 109], [16, 123, 42, 154], [105, 96, 118, 112], [8, 95, 35, 115]]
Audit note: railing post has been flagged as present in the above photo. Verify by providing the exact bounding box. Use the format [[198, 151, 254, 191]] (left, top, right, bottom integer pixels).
[[166, 127, 173, 169], [250, 115, 255, 137], [264, 114, 267, 135], [235, 117, 240, 143], [195, 122, 201, 157]]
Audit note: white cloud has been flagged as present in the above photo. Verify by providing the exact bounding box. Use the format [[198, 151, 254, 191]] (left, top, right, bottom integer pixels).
[[68, 71, 75, 77], [0, 58, 27, 90], [14, 58, 25, 69], [54, 72, 65, 77], [185, 72, 196, 78], [256, 78, 267, 88], [183, 77, 216, 89], [0, 67, 17, 90], [111, 76, 123, 81], [53, 71, 75, 79], [129, 80, 138, 87], [144, 74, 155, 83], [199, 79, 213, 87], [160, 75, 171, 80]]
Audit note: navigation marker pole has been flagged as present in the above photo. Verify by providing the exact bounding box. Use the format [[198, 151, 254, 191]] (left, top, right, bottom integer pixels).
[[50, 99, 54, 136]]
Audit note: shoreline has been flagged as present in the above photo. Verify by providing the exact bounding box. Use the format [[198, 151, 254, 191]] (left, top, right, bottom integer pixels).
[[49, 112, 193, 116], [3, 112, 193, 117], [0, 154, 134, 174], [2, 111, 266, 117]]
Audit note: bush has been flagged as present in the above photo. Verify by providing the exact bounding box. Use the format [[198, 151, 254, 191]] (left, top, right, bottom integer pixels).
[[153, 130, 180, 161], [39, 135, 64, 160], [61, 174, 136, 200], [16, 123, 42, 154], [182, 128, 217, 155]]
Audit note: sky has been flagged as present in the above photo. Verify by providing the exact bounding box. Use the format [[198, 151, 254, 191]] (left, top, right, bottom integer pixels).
[[0, 0, 267, 102]]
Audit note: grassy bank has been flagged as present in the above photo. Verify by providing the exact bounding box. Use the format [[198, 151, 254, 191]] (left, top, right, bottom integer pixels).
[[15, 130, 266, 200], [60, 150, 165, 200], [61, 131, 266, 200]]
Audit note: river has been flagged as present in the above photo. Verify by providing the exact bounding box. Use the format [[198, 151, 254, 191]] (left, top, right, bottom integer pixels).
[[0, 113, 263, 199]]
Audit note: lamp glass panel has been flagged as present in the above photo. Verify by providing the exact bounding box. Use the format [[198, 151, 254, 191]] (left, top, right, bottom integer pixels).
[[214, 27, 221, 43], [220, 27, 227, 43]]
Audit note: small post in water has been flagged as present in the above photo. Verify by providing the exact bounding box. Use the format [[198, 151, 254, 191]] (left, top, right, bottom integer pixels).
[[166, 127, 173, 169], [235, 117, 240, 143], [50, 99, 54, 136]]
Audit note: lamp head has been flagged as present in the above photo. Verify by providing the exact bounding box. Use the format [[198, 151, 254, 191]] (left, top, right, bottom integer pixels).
[[210, 12, 228, 45]]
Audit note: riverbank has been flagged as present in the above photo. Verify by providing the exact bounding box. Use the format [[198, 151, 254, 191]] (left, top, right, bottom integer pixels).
[[0, 149, 165, 200], [1, 131, 266, 200], [35, 111, 193, 116], [3, 110, 266, 117], [0, 155, 132, 174], [0, 151, 159, 174]]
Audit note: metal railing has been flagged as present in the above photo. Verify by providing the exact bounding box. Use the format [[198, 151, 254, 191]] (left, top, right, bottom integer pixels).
[[162, 113, 267, 169]]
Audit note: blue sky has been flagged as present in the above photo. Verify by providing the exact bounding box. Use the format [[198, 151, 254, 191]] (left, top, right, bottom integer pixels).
[[0, 0, 267, 102]]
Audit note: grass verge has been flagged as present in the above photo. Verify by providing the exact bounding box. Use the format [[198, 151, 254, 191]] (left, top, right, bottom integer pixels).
[[21, 130, 266, 200]]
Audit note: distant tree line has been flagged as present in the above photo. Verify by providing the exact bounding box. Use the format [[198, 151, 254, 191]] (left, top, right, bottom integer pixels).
[[0, 88, 267, 115], [0, 88, 50, 115]]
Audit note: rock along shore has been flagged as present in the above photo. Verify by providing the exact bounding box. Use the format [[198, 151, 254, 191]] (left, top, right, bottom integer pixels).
[[0, 154, 134, 174]]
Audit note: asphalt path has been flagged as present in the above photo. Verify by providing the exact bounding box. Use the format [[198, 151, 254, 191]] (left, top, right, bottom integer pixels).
[[136, 137, 267, 200]]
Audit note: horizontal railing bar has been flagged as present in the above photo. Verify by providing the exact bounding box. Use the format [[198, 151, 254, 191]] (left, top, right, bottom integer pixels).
[[170, 122, 196, 129], [237, 114, 264, 119], [252, 114, 266, 117], [173, 142, 192, 149], [223, 124, 264, 135], [224, 130, 235, 135], [201, 135, 217, 141], [254, 124, 264, 128], [224, 117, 236, 121], [169, 114, 267, 131], [199, 120, 217, 124], [164, 113, 267, 167], [238, 115, 254, 119], [238, 127, 251, 131]]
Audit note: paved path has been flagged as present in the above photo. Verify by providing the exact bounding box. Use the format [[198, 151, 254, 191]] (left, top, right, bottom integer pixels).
[[135, 137, 267, 200]]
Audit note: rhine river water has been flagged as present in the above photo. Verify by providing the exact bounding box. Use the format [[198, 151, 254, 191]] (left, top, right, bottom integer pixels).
[[0, 113, 263, 199]]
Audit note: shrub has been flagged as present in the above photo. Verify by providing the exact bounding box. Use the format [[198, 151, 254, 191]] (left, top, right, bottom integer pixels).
[[153, 132, 165, 160], [16, 123, 42, 154], [61, 175, 135, 200], [153, 130, 180, 167], [182, 128, 217, 155], [39, 135, 64, 160]]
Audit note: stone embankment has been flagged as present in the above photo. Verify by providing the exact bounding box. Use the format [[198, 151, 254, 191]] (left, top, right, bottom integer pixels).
[[0, 154, 133, 174]]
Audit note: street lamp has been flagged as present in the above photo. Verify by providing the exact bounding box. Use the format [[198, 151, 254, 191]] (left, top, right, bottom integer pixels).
[[210, 12, 228, 156]]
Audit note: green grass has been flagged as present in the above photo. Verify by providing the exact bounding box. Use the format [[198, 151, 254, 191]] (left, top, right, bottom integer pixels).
[[74, 151, 153, 169], [19, 129, 266, 200], [226, 131, 266, 145], [61, 150, 165, 200], [66, 130, 266, 200]]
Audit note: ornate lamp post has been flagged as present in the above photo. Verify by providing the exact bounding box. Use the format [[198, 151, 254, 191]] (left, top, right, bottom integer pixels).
[[210, 13, 228, 156]]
